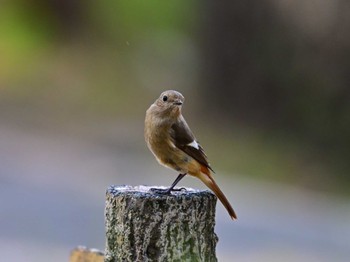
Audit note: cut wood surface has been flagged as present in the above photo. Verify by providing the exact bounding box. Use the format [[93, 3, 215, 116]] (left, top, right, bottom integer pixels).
[[70, 246, 104, 262]]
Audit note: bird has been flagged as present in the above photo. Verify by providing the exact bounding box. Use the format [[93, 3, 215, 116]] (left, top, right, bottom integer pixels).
[[144, 90, 237, 220]]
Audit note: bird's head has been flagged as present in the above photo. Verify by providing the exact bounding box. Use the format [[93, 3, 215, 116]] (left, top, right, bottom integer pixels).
[[154, 90, 185, 116]]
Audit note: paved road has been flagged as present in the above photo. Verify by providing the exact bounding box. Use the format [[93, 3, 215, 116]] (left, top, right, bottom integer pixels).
[[1, 121, 349, 262]]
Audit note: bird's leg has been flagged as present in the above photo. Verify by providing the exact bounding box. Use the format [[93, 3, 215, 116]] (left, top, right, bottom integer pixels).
[[151, 173, 187, 195]]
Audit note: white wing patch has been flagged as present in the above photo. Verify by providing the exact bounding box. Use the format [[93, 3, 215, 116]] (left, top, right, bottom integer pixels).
[[187, 140, 200, 150]]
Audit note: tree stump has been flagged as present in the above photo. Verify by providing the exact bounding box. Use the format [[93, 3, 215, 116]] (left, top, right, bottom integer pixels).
[[105, 185, 218, 262], [70, 246, 104, 262]]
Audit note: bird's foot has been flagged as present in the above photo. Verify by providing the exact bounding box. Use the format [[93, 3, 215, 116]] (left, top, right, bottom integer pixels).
[[150, 187, 186, 195]]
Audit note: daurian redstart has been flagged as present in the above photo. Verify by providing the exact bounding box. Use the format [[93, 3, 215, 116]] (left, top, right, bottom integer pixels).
[[145, 90, 237, 220]]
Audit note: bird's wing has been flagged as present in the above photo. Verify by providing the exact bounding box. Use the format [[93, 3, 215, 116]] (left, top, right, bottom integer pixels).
[[170, 116, 214, 172]]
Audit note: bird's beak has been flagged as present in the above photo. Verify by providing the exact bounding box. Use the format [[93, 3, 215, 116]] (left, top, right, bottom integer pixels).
[[173, 100, 183, 106]]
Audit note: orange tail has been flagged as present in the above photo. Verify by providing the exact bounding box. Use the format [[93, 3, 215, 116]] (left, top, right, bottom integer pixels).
[[197, 166, 237, 220]]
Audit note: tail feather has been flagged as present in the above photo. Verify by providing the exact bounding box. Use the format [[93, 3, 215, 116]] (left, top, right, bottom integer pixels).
[[198, 166, 237, 220]]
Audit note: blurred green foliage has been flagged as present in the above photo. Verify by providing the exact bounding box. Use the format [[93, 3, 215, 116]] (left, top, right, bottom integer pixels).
[[0, 0, 349, 194], [90, 0, 196, 38], [0, 2, 49, 79]]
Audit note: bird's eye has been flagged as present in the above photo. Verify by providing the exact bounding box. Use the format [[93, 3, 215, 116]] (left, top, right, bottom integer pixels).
[[162, 95, 168, 102]]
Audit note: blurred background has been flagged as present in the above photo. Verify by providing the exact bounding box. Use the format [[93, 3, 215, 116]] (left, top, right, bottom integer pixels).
[[1, 0, 350, 261]]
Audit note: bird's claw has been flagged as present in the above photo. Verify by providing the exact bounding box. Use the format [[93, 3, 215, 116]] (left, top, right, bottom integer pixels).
[[150, 187, 186, 195]]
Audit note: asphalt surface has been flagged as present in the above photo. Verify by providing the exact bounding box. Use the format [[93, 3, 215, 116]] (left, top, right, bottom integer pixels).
[[1, 121, 349, 262]]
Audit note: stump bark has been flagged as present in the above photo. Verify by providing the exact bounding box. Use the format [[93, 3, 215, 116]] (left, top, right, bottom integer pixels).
[[104, 185, 218, 262]]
